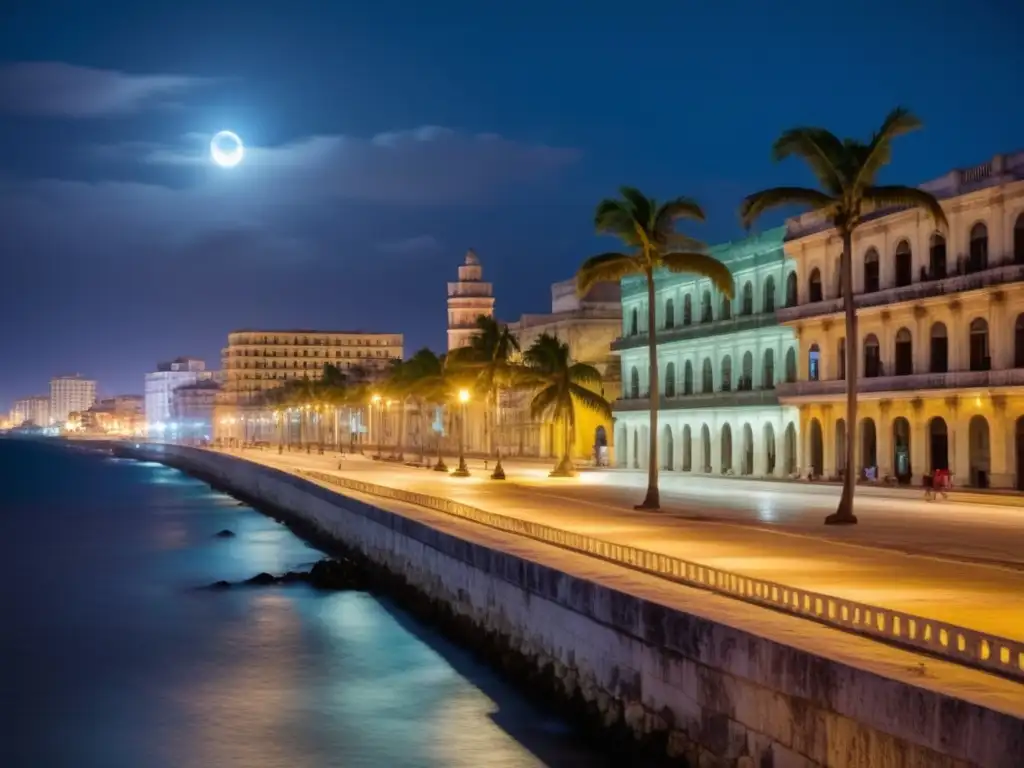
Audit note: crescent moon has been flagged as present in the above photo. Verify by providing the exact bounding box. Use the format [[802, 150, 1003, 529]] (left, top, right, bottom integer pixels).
[[210, 130, 244, 168]]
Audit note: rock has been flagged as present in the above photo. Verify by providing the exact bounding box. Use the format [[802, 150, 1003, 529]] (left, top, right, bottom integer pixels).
[[214, 529, 236, 538], [208, 580, 232, 589], [308, 558, 361, 590], [245, 572, 278, 586], [279, 570, 309, 583]]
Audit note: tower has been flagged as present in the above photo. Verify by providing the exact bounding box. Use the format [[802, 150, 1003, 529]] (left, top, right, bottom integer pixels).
[[447, 249, 495, 351]]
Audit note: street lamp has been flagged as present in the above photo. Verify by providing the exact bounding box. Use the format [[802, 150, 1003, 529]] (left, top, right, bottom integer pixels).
[[370, 394, 382, 458], [452, 388, 471, 477]]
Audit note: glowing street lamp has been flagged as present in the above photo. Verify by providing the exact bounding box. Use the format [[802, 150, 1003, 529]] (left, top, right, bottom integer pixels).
[[452, 388, 471, 477]]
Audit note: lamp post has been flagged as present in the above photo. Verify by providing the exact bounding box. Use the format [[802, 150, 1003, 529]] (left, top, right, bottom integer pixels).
[[370, 394, 381, 458], [452, 388, 471, 477]]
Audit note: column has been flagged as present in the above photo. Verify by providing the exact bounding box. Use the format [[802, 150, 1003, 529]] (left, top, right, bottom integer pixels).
[[732, 422, 744, 475], [876, 404, 893, 480], [754, 423, 768, 477], [710, 422, 721, 475], [822, 408, 836, 479], [910, 418, 927, 484], [952, 411, 970, 486], [988, 407, 1012, 488]]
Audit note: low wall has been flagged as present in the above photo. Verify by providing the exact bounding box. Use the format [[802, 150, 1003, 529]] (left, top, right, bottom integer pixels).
[[127, 443, 1023, 768]]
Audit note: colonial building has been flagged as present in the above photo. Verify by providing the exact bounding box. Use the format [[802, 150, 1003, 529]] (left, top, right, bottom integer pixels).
[[612, 228, 801, 476], [11, 395, 50, 428], [502, 278, 622, 462], [144, 357, 211, 430], [447, 249, 495, 351], [81, 395, 145, 435], [777, 151, 1024, 488], [49, 375, 96, 425], [171, 380, 221, 442]]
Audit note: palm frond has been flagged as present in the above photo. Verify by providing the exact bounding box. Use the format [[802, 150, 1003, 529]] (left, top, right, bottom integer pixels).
[[739, 186, 836, 229], [594, 198, 637, 241], [653, 196, 705, 240], [569, 383, 612, 418], [862, 185, 947, 230], [529, 386, 560, 420], [772, 128, 846, 193], [659, 251, 736, 298], [568, 361, 603, 385], [619, 186, 654, 230], [853, 107, 922, 191], [576, 252, 639, 296]]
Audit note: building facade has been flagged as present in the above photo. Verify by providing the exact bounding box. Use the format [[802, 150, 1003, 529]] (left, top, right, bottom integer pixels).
[[447, 249, 495, 351], [145, 357, 210, 429], [49, 375, 96, 424], [82, 395, 145, 435], [612, 227, 801, 476], [11, 395, 50, 427], [171, 380, 221, 442], [777, 151, 1024, 488], [502, 278, 622, 462]]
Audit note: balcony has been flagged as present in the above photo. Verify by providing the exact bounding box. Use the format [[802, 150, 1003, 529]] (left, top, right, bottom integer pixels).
[[777, 260, 1024, 323], [614, 388, 780, 412], [776, 368, 1024, 399], [611, 312, 778, 351]]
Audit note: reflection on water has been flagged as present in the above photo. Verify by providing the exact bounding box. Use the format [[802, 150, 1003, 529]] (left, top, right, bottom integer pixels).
[[3, 439, 604, 768]]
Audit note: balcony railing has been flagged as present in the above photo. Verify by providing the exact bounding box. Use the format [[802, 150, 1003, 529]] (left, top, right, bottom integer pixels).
[[612, 312, 778, 351], [777, 261, 1024, 323], [614, 388, 780, 412], [776, 368, 1024, 398]]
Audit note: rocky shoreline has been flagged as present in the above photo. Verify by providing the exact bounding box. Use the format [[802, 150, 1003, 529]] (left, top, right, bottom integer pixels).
[[181, 461, 686, 767]]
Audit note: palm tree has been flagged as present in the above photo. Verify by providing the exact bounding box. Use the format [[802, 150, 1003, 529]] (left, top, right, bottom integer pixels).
[[577, 187, 733, 509], [401, 348, 446, 464], [449, 316, 522, 479], [522, 333, 611, 477], [740, 107, 947, 525]]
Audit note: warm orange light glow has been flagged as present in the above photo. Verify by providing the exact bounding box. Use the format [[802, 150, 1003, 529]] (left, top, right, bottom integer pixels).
[[371, 394, 382, 404], [458, 388, 470, 404]]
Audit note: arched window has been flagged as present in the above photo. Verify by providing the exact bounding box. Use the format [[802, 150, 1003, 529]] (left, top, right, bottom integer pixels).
[[929, 233, 947, 279], [665, 362, 677, 397], [740, 351, 753, 390], [785, 272, 798, 307], [930, 322, 948, 373], [720, 355, 732, 392], [664, 298, 676, 329], [683, 361, 694, 394], [895, 327, 913, 376], [970, 318, 989, 371], [701, 359, 713, 393], [808, 344, 820, 381], [1016, 213, 1024, 264], [682, 294, 692, 325], [808, 268, 823, 303], [837, 337, 846, 379], [701, 290, 713, 323], [785, 347, 797, 383], [764, 276, 776, 313], [720, 294, 732, 320], [863, 248, 880, 293], [864, 334, 881, 378], [630, 367, 640, 398], [741, 282, 753, 315], [894, 240, 912, 287], [629, 307, 638, 336], [763, 349, 775, 389], [970, 223, 988, 272]]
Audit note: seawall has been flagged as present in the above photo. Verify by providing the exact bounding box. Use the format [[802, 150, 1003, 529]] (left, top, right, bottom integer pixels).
[[123, 443, 1024, 768]]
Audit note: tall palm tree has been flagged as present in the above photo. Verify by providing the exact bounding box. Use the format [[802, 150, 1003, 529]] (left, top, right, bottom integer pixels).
[[450, 316, 522, 479], [522, 333, 611, 477], [577, 187, 733, 509], [740, 107, 947, 525], [401, 348, 446, 464]]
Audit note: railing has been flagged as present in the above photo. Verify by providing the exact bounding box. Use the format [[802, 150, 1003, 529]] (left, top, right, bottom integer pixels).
[[614, 389, 781, 411], [611, 313, 778, 351], [302, 469, 1024, 683], [777, 368, 1024, 398], [777, 262, 1024, 323]]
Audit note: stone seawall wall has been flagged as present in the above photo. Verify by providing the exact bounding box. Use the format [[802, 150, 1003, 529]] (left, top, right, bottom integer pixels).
[[128, 443, 1023, 768]]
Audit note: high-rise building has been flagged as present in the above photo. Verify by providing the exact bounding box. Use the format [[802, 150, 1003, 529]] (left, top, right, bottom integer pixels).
[[144, 357, 211, 428], [447, 249, 495, 351], [11, 395, 51, 427], [49, 375, 97, 424]]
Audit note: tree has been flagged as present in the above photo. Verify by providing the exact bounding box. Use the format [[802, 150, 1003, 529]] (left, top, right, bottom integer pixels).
[[522, 333, 611, 476], [448, 315, 522, 478], [577, 187, 733, 509], [400, 348, 447, 464], [740, 107, 947, 525]]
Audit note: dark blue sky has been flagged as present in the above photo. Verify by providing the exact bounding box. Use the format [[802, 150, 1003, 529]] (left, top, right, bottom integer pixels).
[[1, 0, 1021, 408]]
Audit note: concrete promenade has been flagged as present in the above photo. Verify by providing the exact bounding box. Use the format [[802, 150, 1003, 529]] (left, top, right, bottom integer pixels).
[[218, 447, 1024, 643]]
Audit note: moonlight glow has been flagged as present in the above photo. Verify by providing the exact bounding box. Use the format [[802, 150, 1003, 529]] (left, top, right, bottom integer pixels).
[[210, 130, 244, 168]]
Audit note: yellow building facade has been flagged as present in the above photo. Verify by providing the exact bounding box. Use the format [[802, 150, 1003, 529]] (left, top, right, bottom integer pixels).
[[778, 151, 1024, 488]]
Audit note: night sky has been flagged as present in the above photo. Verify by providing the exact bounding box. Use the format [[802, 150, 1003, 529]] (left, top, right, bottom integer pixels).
[[1, 0, 1021, 408]]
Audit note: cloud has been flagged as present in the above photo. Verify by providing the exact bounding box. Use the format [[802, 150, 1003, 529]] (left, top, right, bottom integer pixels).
[[375, 235, 441, 255], [0, 62, 210, 117]]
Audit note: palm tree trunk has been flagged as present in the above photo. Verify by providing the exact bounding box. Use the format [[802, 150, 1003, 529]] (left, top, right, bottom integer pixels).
[[829, 228, 859, 525], [638, 269, 661, 509], [550, 414, 575, 476], [491, 386, 506, 479]]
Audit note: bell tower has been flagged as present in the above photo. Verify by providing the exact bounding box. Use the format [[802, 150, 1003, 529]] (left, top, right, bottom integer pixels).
[[447, 249, 495, 351]]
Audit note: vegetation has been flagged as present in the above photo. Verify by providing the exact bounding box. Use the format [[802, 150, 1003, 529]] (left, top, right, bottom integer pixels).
[[520, 333, 611, 476], [577, 187, 733, 509], [740, 107, 946, 525]]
